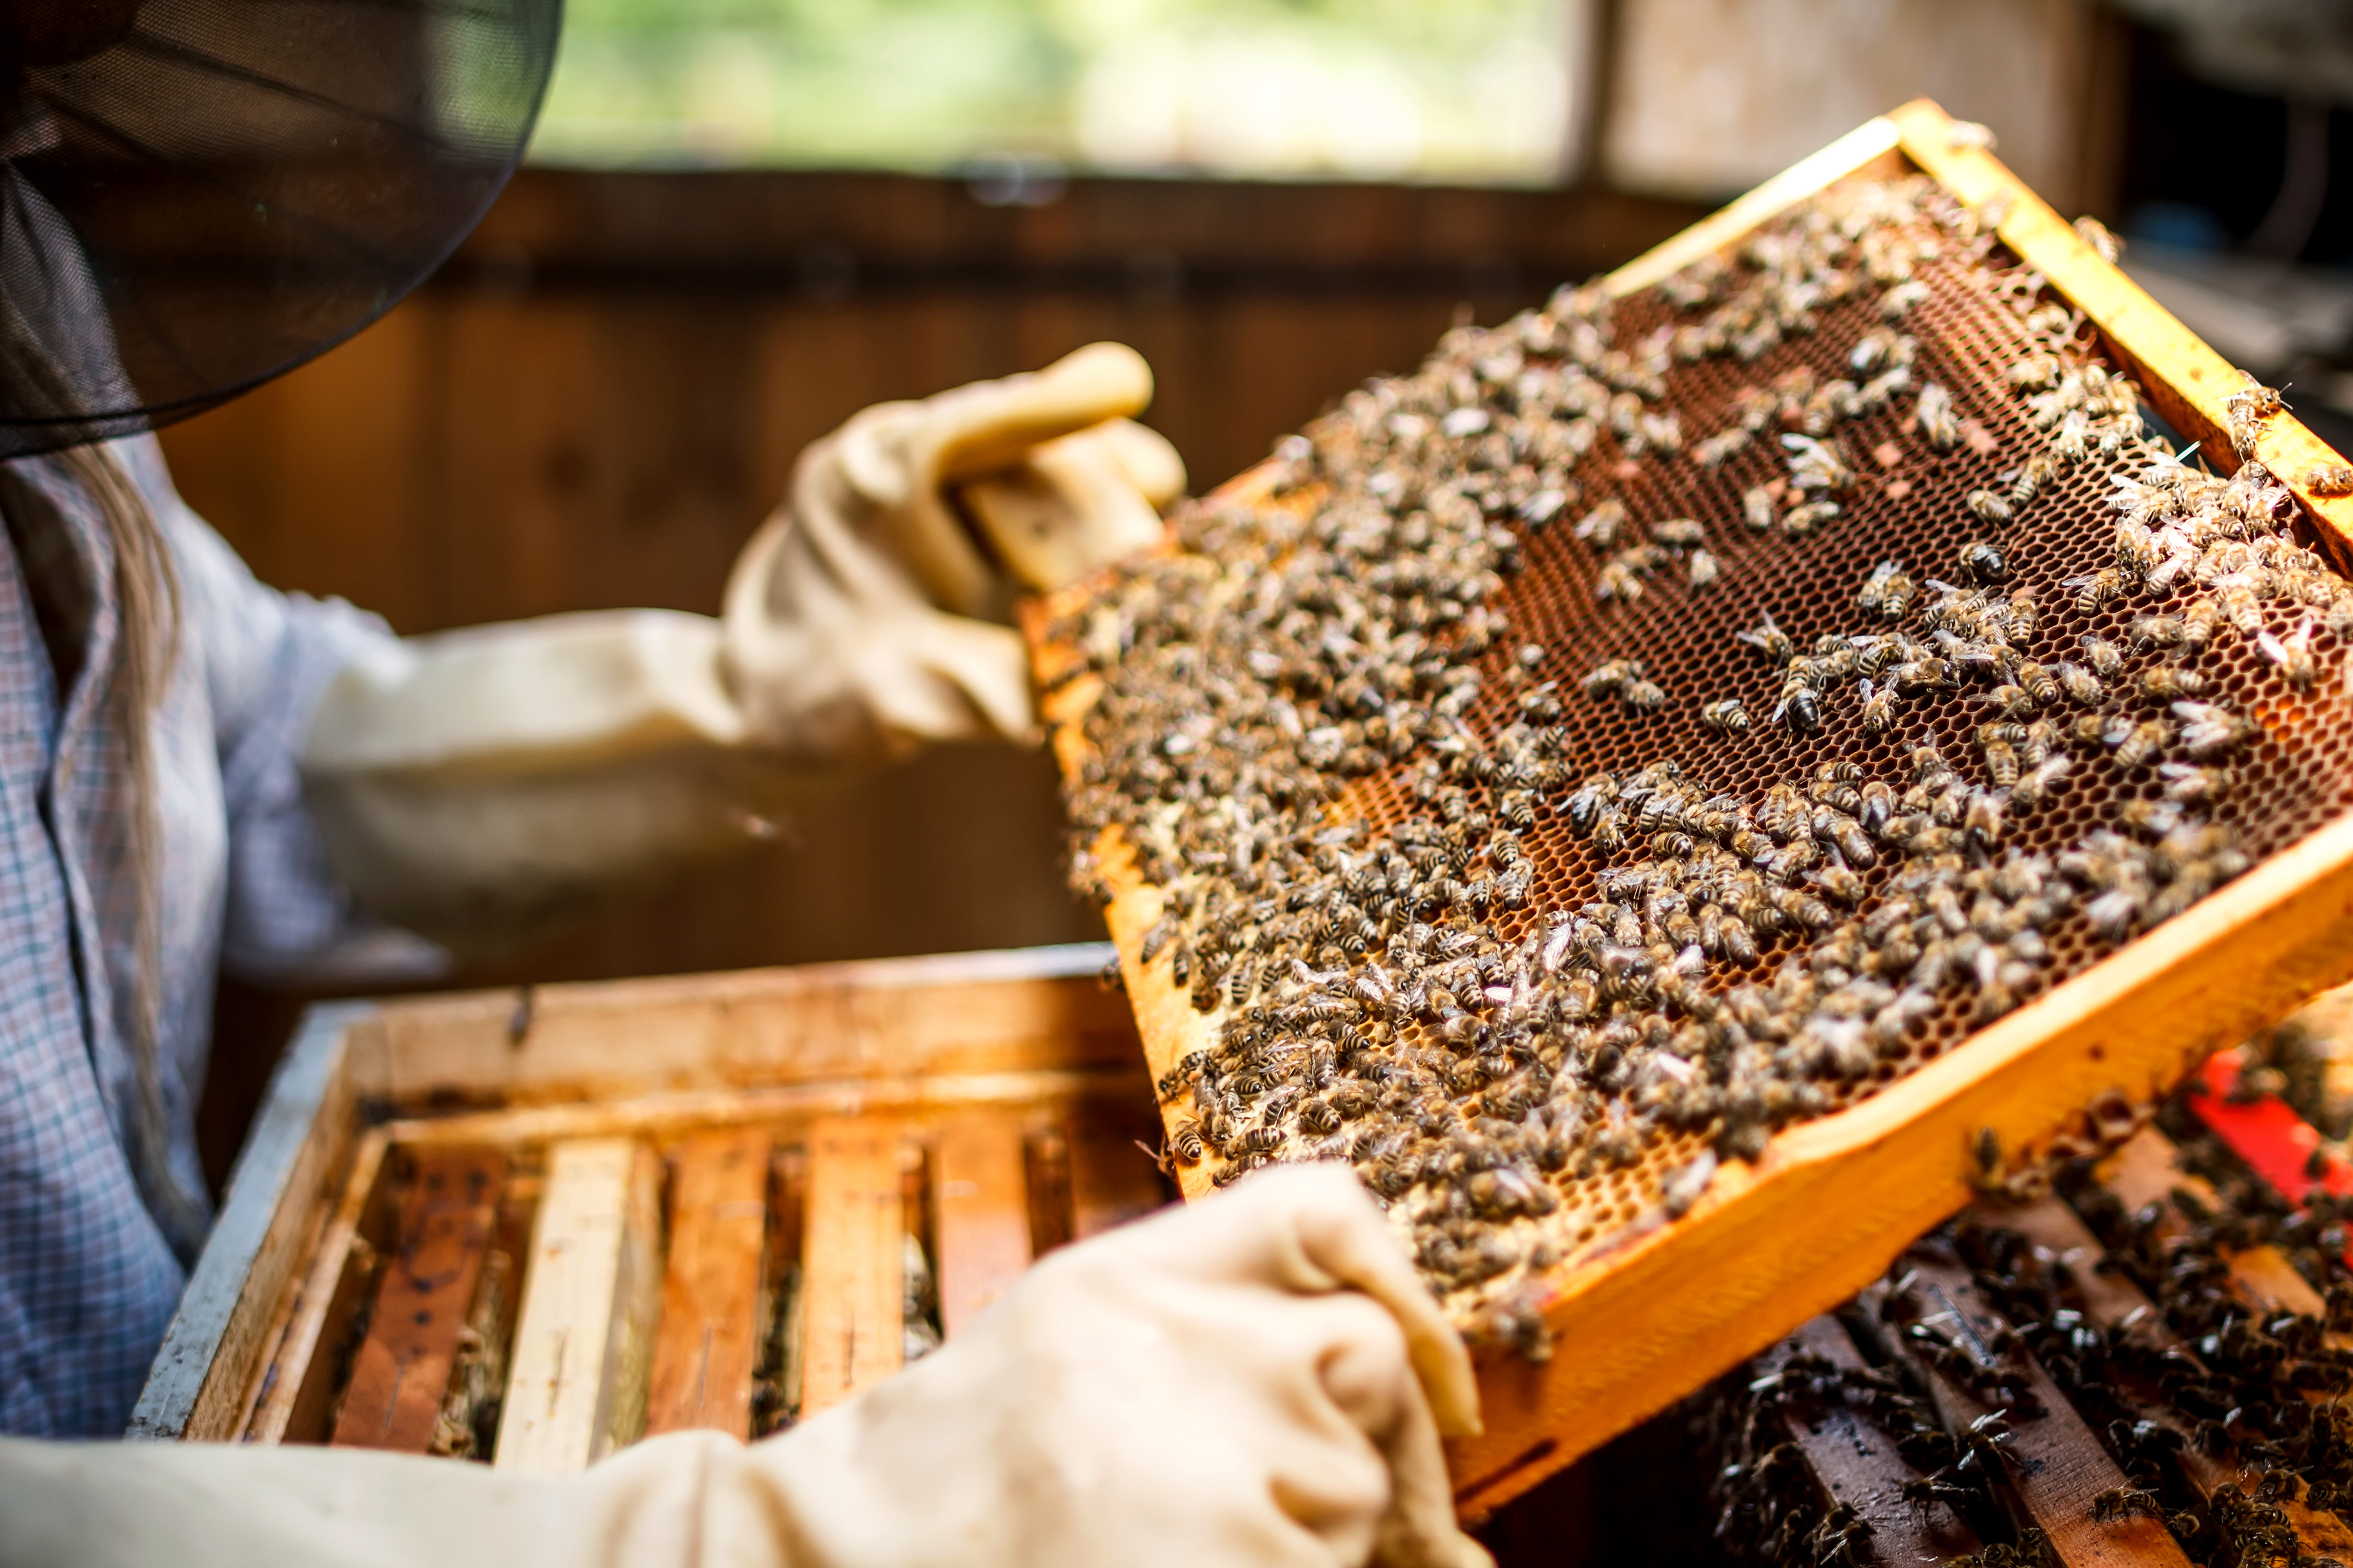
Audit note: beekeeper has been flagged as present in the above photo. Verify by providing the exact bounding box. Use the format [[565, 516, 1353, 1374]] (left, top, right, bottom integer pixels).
[[0, 0, 1489, 1562]]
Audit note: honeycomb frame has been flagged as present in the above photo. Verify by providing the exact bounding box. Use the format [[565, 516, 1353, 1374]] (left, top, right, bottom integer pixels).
[[1024, 98, 2353, 1518]]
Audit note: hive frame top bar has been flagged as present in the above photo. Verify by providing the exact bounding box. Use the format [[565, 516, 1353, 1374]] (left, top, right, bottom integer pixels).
[[1032, 96, 2353, 1521]]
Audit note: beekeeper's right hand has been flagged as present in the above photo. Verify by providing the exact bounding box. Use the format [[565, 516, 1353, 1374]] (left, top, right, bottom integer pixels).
[[0, 1165, 1490, 1568]]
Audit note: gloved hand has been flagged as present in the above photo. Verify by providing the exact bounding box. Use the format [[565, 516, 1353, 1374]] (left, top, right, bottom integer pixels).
[[299, 344, 1182, 949], [0, 1165, 1491, 1568], [721, 340, 1183, 762]]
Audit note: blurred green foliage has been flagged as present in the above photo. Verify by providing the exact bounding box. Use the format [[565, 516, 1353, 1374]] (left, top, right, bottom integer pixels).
[[532, 0, 1573, 182]]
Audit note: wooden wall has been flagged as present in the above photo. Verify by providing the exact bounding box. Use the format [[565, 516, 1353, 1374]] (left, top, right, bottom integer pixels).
[[171, 167, 1705, 1179]]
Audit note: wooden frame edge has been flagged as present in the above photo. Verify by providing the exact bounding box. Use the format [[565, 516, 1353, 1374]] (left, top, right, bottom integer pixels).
[[1885, 97, 2353, 557], [1445, 805, 2353, 1515], [129, 1000, 379, 1440]]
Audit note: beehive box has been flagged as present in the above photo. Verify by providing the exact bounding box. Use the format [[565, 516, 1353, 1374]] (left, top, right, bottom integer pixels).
[[1699, 1048, 2353, 1568], [129, 944, 1171, 1460], [1027, 96, 2353, 1516]]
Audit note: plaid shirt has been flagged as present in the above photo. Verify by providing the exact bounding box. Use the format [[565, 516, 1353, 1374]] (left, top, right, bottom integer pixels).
[[0, 438, 443, 1436]]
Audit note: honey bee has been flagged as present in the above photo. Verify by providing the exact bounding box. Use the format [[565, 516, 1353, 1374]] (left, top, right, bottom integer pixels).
[[1967, 487, 2013, 525], [1574, 497, 1627, 548], [2010, 754, 2072, 811], [1782, 499, 1842, 536], [1742, 485, 1778, 532], [1583, 659, 1638, 697], [1858, 678, 1897, 734], [1849, 328, 1915, 375], [2257, 617, 2317, 687], [1594, 561, 1644, 603], [2126, 613, 2184, 651], [2065, 568, 2124, 613], [2174, 700, 2260, 759], [1963, 788, 2006, 846], [2079, 633, 2124, 678], [2007, 355, 2062, 391], [1737, 612, 1795, 664], [2113, 719, 2171, 769], [2182, 597, 2222, 649], [1694, 427, 1752, 468], [2052, 661, 2105, 706], [2158, 761, 2222, 803], [1624, 677, 1668, 712], [1688, 549, 1721, 590], [1881, 278, 1930, 319], [1651, 516, 1707, 547], [2006, 452, 2057, 506], [1781, 434, 1854, 493], [2223, 370, 2285, 457], [1856, 560, 1918, 621], [1776, 684, 1822, 733], [1169, 1118, 1206, 1164], [1958, 540, 2009, 584], [1718, 383, 1774, 433], [1915, 380, 1960, 450], [1981, 735, 2020, 787], [1701, 698, 1751, 734], [2139, 665, 2208, 700]]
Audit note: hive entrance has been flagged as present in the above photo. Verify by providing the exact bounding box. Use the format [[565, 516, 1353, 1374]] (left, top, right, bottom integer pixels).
[[1040, 154, 2353, 1352]]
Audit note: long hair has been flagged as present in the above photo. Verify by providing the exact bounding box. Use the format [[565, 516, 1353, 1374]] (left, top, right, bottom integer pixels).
[[0, 165, 202, 1251], [53, 440, 201, 1250]]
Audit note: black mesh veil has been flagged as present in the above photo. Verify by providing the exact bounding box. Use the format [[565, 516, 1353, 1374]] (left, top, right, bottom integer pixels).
[[0, 0, 560, 458]]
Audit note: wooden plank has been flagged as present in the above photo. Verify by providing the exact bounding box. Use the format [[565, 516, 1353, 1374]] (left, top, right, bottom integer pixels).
[[1998, 1195, 2353, 1560], [644, 1129, 772, 1439], [2099, 1125, 2337, 1320], [930, 1115, 1032, 1338], [382, 1066, 1148, 1152], [1874, 1252, 2192, 1567], [798, 1118, 905, 1415], [1766, 1316, 1982, 1562], [239, 1129, 392, 1444], [351, 944, 1131, 1106], [331, 1149, 507, 1451], [493, 1139, 664, 1473], [129, 1001, 370, 1440], [1069, 1113, 1170, 1240]]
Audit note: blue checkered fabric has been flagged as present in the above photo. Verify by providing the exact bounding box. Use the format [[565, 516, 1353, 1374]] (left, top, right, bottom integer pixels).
[[0, 438, 443, 1437]]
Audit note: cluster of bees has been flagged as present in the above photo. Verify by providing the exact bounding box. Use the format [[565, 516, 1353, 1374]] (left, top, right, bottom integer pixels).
[[1703, 1117, 2353, 1568], [1048, 169, 2348, 1334]]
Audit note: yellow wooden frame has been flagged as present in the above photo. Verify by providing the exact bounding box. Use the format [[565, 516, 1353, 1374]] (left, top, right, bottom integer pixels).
[[1029, 97, 2353, 1518]]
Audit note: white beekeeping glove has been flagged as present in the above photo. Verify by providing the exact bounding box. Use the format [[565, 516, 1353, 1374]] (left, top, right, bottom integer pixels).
[[720, 341, 1180, 762], [0, 1166, 1491, 1568], [300, 344, 1182, 949]]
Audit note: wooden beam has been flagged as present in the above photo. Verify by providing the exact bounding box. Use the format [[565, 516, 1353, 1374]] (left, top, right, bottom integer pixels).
[[644, 1129, 772, 1439], [129, 1001, 371, 1440], [331, 1148, 506, 1451], [1765, 1316, 1983, 1562], [1996, 1194, 2353, 1560], [493, 1139, 664, 1473], [797, 1119, 905, 1415], [240, 1129, 392, 1444], [930, 1114, 1032, 1337], [1869, 1252, 2192, 1567]]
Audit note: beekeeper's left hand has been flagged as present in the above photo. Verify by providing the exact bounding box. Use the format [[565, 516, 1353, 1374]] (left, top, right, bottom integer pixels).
[[299, 346, 1181, 950]]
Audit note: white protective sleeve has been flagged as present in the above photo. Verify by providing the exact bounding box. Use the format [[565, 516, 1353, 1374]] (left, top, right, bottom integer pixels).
[[299, 345, 1182, 949], [0, 1167, 1492, 1568]]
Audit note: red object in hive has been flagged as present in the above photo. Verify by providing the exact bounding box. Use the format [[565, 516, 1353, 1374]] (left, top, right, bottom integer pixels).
[[2180, 1052, 2353, 1203]]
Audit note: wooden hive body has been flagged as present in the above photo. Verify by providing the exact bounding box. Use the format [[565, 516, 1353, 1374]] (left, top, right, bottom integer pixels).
[[1027, 98, 2353, 1517], [133, 945, 1173, 1463]]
